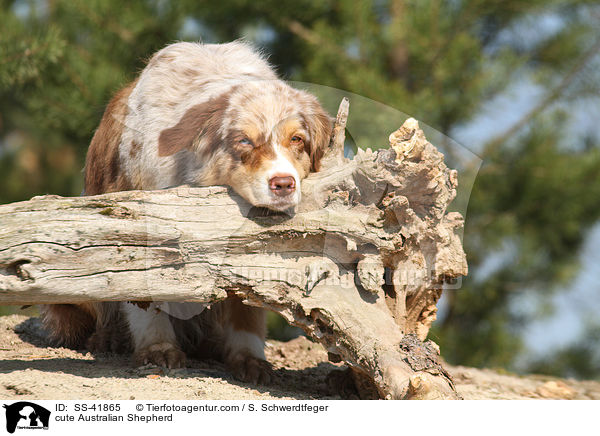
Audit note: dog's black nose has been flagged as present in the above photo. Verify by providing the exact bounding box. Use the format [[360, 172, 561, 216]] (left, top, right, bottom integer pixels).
[[269, 175, 296, 196]]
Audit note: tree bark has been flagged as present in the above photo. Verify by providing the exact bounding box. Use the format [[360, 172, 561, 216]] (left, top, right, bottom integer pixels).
[[0, 100, 467, 399]]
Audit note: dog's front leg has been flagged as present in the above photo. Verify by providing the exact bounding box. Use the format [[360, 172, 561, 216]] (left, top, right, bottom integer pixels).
[[122, 302, 186, 369], [221, 297, 273, 384]]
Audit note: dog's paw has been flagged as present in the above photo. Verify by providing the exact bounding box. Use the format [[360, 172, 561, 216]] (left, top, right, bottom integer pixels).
[[134, 342, 186, 369], [227, 352, 273, 384]]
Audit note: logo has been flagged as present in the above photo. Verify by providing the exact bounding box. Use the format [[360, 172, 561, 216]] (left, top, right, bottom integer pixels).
[[2, 402, 50, 434]]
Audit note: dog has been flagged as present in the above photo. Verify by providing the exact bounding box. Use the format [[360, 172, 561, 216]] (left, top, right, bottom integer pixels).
[[40, 41, 332, 383]]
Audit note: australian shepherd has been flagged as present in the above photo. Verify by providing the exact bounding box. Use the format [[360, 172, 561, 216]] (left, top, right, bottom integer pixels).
[[41, 41, 332, 383]]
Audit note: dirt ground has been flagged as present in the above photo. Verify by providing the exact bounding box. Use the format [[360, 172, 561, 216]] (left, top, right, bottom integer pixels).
[[1, 315, 599, 400]]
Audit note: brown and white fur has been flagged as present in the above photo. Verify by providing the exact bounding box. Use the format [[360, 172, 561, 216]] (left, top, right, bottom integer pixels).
[[40, 41, 332, 383]]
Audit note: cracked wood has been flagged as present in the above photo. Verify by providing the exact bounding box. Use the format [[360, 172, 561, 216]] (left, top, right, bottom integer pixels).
[[0, 103, 467, 400]]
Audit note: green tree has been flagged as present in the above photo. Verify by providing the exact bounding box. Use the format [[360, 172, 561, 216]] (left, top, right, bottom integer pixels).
[[1, 0, 599, 377]]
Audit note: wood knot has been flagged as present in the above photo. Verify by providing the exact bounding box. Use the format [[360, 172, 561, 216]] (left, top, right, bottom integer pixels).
[[5, 260, 33, 281], [98, 206, 137, 219]]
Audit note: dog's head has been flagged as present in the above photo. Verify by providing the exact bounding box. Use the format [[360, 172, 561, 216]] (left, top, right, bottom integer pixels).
[[158, 80, 332, 211]]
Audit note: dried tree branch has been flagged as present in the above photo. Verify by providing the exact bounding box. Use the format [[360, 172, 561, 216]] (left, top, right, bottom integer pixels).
[[0, 101, 466, 399]]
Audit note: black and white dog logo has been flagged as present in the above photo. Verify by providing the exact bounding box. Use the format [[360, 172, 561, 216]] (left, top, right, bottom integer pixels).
[[3, 402, 50, 433]]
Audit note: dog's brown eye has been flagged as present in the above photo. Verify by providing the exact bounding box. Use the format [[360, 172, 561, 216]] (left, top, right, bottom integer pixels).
[[290, 136, 303, 145]]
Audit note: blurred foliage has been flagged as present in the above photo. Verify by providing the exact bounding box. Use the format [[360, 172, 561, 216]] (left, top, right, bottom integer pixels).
[[0, 305, 38, 317], [527, 322, 600, 379], [1, 0, 599, 378], [266, 312, 303, 342]]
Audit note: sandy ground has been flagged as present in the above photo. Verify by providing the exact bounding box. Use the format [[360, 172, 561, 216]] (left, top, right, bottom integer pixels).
[[1, 315, 599, 400]]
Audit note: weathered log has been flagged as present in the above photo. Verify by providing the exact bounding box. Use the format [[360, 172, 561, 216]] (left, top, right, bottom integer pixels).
[[0, 100, 467, 399]]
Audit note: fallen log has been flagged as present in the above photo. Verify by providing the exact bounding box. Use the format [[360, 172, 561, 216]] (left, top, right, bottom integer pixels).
[[0, 99, 467, 399]]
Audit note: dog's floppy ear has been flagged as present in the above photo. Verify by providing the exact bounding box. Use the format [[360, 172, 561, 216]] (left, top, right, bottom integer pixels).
[[302, 97, 333, 172], [158, 92, 230, 157]]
